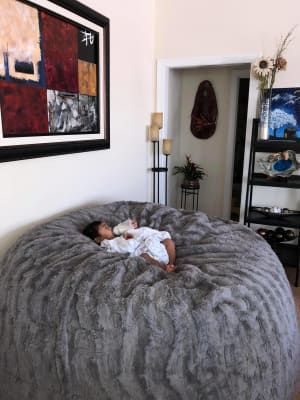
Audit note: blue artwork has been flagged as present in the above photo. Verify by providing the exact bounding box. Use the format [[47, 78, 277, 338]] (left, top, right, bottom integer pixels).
[[269, 87, 300, 139]]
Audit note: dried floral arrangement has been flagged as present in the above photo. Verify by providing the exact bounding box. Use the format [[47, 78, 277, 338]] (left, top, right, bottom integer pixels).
[[252, 27, 296, 104]]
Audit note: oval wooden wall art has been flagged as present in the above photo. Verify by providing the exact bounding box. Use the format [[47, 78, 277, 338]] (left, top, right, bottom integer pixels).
[[190, 80, 218, 139]]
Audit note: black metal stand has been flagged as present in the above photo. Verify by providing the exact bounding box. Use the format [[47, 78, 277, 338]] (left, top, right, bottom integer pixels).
[[165, 155, 169, 206], [152, 142, 169, 205], [244, 119, 259, 226], [152, 141, 157, 203], [296, 233, 300, 286], [180, 185, 199, 211]]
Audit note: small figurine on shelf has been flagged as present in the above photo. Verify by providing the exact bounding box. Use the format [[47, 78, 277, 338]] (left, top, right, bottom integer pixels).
[[270, 206, 282, 214]]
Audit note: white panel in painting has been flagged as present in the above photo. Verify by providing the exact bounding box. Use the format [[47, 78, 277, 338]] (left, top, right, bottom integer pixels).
[[0, 0, 42, 82]]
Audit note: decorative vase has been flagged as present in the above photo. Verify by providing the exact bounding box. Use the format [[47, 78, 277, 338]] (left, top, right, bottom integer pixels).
[[258, 96, 271, 140], [182, 179, 200, 189]]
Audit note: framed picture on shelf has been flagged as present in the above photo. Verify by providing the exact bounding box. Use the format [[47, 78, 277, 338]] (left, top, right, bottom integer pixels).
[[269, 87, 300, 140], [0, 0, 110, 162]]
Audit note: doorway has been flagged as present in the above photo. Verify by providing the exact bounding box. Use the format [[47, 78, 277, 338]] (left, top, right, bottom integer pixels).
[[230, 78, 250, 221], [156, 55, 258, 217]]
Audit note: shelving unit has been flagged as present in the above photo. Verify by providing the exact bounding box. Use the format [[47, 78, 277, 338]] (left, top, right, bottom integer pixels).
[[244, 118, 300, 286]]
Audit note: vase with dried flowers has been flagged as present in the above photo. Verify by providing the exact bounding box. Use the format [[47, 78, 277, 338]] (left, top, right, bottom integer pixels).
[[252, 27, 296, 140]]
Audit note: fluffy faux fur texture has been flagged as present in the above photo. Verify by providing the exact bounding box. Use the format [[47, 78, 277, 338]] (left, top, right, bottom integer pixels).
[[0, 201, 299, 400]]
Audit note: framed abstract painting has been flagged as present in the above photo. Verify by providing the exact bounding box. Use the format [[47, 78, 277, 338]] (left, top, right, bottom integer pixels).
[[269, 88, 300, 140], [0, 0, 110, 162]]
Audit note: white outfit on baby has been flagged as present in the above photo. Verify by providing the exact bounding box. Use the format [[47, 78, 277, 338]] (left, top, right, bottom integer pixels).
[[101, 220, 171, 264]]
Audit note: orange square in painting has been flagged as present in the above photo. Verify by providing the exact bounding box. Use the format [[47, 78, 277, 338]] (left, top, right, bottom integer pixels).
[[78, 60, 97, 96]]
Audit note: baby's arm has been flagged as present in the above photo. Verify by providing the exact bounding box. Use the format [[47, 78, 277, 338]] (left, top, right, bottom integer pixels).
[[162, 238, 176, 265]]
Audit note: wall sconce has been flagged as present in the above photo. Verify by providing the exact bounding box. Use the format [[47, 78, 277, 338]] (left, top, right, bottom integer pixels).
[[149, 112, 173, 205]]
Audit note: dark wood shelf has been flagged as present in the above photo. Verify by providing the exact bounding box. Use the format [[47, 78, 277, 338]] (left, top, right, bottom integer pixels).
[[251, 174, 300, 189], [255, 139, 300, 153], [273, 242, 298, 249], [245, 211, 300, 228], [251, 118, 300, 153]]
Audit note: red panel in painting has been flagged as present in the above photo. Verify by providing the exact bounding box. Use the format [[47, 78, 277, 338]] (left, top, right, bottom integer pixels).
[[0, 81, 48, 136], [40, 12, 78, 93]]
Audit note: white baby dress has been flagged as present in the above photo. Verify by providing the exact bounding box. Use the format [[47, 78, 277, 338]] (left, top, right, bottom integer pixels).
[[101, 226, 171, 264]]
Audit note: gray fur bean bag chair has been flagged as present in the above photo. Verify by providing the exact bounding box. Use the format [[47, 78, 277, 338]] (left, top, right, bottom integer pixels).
[[0, 201, 299, 400]]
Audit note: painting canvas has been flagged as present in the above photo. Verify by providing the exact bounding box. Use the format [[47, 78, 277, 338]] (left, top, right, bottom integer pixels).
[[0, 0, 109, 161], [269, 87, 300, 139]]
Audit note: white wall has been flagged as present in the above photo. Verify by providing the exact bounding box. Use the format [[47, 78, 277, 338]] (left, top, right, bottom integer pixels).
[[155, 0, 300, 71], [0, 0, 155, 256]]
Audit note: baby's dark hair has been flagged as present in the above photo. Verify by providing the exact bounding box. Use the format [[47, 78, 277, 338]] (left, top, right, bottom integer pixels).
[[82, 221, 102, 240]]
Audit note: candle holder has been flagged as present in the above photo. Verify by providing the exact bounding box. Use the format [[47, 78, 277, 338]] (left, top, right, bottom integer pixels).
[[149, 113, 172, 205]]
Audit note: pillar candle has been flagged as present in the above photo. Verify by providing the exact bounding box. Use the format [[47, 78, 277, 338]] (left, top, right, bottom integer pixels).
[[152, 112, 163, 129], [149, 125, 160, 141], [163, 139, 172, 155]]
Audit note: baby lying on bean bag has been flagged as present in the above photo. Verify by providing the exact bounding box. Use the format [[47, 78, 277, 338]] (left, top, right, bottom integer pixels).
[[83, 219, 176, 272]]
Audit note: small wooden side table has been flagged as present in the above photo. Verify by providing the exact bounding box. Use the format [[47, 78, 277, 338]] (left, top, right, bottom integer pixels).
[[180, 184, 200, 211]]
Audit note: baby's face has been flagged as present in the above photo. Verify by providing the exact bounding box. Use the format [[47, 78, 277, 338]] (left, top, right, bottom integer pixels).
[[97, 222, 114, 240]]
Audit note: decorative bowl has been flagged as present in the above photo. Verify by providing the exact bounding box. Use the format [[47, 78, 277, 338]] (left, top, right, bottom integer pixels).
[[258, 150, 300, 178], [256, 227, 297, 243], [251, 206, 300, 219]]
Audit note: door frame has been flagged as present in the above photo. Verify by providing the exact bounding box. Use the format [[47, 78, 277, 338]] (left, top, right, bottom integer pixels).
[[223, 69, 250, 219], [156, 54, 260, 216]]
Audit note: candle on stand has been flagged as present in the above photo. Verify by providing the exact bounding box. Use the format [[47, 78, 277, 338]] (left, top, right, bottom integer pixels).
[[149, 111, 172, 205], [149, 125, 160, 142], [163, 139, 172, 155], [151, 112, 163, 129]]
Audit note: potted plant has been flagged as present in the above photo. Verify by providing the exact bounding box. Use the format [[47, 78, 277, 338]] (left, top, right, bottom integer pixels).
[[173, 155, 206, 189]]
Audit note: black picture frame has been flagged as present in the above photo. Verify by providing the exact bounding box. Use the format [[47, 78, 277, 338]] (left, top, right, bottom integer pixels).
[[0, 0, 110, 163]]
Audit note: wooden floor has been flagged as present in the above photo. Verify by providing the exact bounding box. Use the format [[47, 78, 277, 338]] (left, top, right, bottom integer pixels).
[[286, 267, 300, 400]]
